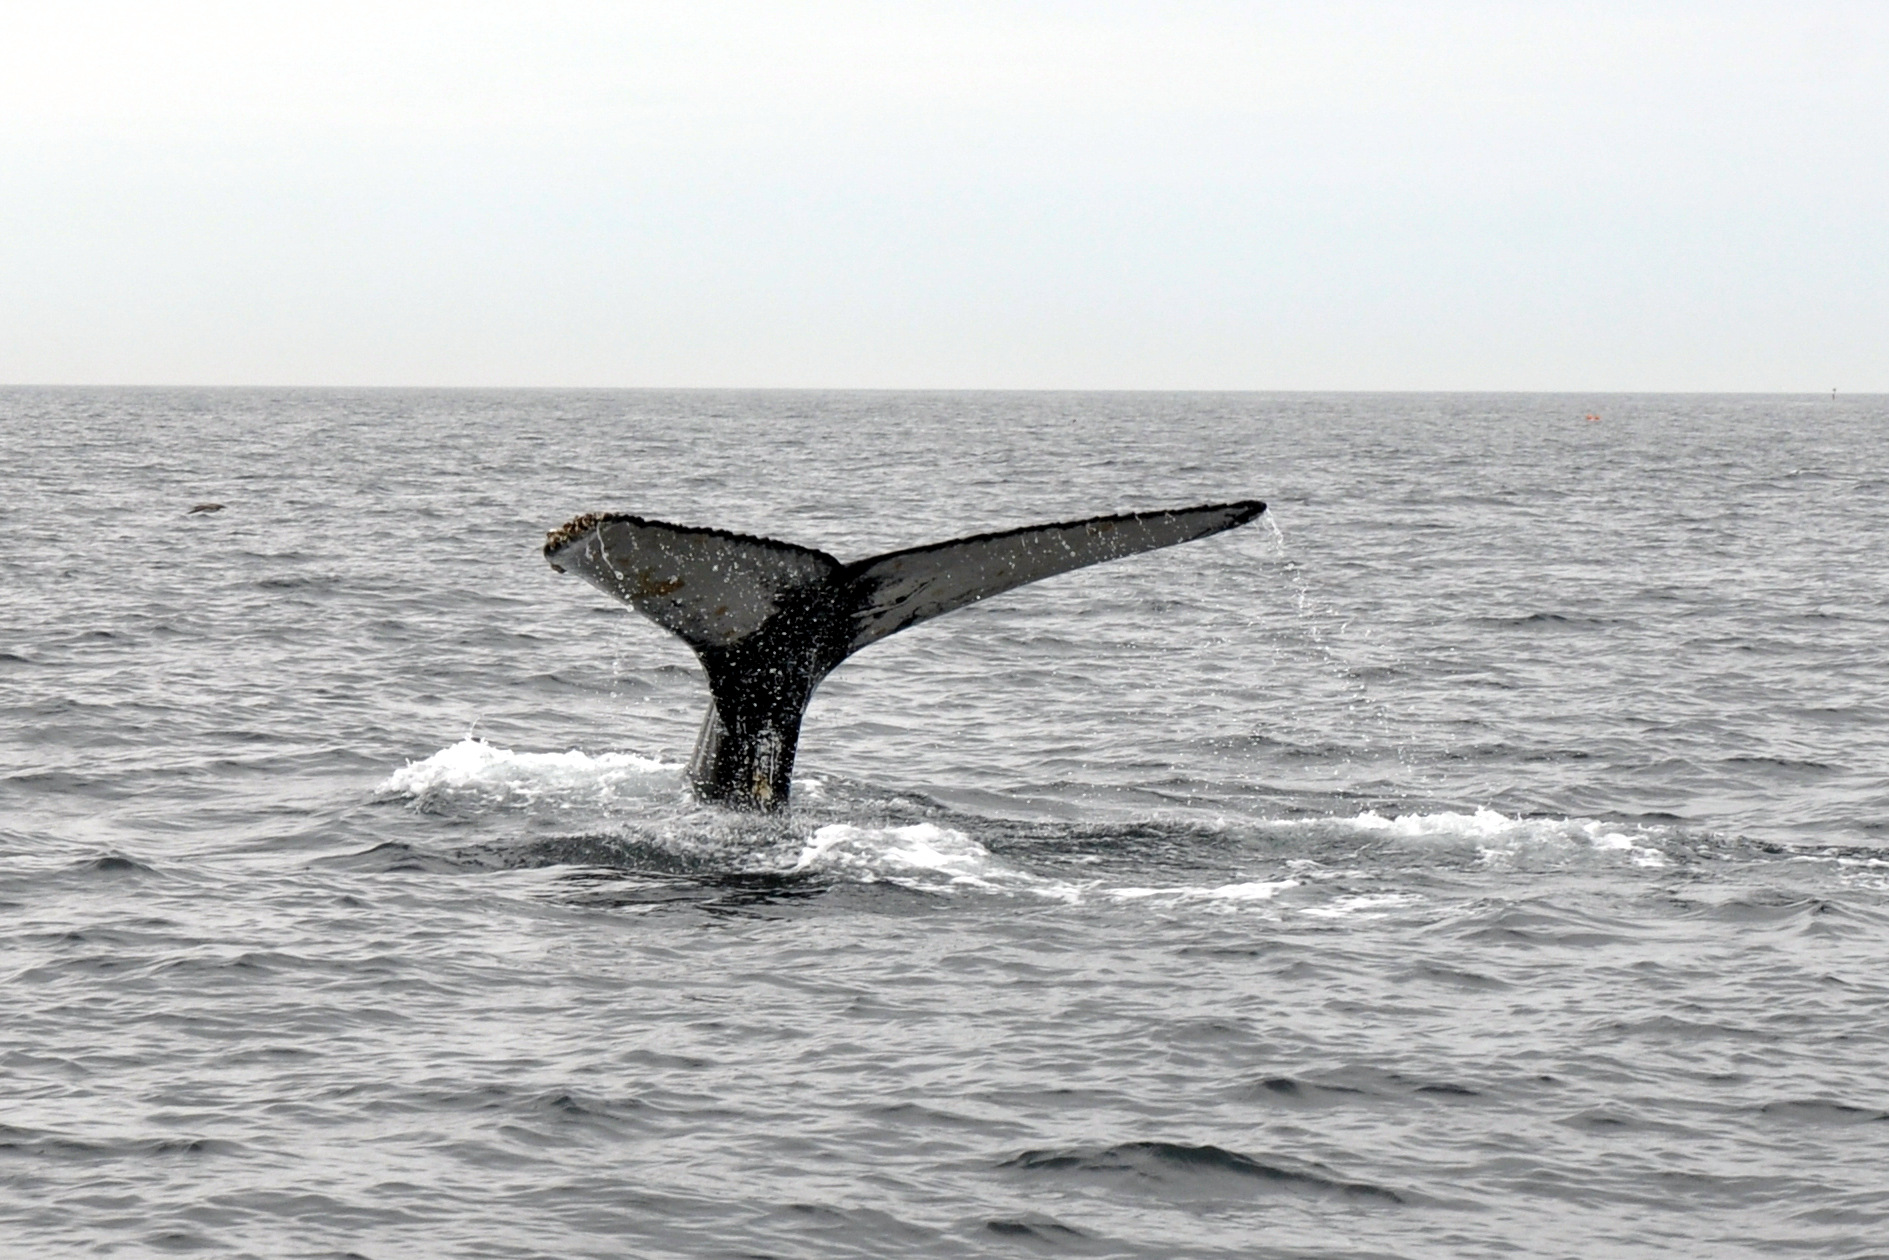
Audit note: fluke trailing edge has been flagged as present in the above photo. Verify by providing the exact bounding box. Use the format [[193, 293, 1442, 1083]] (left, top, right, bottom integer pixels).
[[544, 501, 1266, 811]]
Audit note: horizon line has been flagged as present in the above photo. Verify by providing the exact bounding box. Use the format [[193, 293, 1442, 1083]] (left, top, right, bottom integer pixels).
[[0, 383, 1875, 397]]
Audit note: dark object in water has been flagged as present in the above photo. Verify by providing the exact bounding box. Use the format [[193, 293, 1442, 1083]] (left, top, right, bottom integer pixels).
[[186, 502, 225, 514], [545, 502, 1265, 811]]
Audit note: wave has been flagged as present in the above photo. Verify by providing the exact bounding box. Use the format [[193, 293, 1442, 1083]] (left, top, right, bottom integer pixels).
[[1001, 1141, 1404, 1202], [1475, 611, 1627, 629]]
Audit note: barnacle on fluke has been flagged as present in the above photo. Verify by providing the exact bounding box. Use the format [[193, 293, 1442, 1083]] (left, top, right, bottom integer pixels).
[[542, 512, 605, 555]]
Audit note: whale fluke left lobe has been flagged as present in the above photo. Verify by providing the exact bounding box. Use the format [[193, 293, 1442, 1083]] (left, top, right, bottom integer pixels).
[[545, 513, 841, 649]]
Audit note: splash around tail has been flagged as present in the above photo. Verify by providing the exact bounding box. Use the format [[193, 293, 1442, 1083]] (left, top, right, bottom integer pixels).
[[545, 502, 1266, 811]]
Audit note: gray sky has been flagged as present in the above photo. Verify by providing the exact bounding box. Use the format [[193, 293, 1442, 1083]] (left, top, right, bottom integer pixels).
[[2, 1, 1883, 390]]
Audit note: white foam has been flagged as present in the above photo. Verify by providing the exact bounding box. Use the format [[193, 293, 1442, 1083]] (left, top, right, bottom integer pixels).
[[786, 825, 1310, 908], [1300, 892, 1420, 920], [1301, 807, 1671, 867], [1208, 878, 1301, 900], [1107, 878, 1299, 904], [791, 822, 1021, 891], [379, 737, 678, 807], [773, 806, 1676, 906]]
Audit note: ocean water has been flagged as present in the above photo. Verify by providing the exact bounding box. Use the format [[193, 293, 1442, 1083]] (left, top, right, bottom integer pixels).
[[3, 388, 1887, 1259]]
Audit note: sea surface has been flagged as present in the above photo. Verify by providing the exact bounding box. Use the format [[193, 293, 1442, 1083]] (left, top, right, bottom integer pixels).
[[3, 388, 1887, 1259]]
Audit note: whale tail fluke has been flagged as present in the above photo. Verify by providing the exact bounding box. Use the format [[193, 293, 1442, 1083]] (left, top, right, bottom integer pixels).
[[545, 501, 1265, 810]]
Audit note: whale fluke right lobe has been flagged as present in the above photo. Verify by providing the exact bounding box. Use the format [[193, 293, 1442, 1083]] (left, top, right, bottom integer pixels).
[[841, 501, 1265, 650]]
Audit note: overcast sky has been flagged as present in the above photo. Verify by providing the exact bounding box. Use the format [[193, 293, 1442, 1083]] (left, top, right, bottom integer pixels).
[[2, 1, 1883, 390]]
